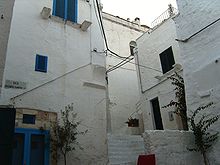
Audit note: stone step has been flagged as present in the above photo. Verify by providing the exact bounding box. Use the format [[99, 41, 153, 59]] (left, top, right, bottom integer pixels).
[[108, 142, 144, 147], [108, 161, 136, 165], [108, 134, 144, 140]]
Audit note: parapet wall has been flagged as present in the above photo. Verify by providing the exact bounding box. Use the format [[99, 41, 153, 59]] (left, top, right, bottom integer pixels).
[[143, 130, 203, 165]]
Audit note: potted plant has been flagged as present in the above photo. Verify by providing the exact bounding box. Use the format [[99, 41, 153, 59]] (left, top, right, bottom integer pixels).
[[125, 117, 139, 127]]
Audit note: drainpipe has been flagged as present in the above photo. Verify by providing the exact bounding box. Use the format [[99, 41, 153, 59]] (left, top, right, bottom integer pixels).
[[89, 0, 92, 63], [105, 53, 112, 133], [134, 47, 144, 93]]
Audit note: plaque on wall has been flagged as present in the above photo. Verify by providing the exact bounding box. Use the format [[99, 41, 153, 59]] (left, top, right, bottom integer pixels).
[[4, 80, 27, 89]]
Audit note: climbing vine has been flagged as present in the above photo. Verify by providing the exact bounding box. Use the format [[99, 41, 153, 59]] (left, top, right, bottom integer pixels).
[[188, 102, 219, 165], [162, 72, 188, 130]]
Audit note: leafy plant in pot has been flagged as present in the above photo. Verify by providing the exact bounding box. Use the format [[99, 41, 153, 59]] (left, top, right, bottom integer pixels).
[[125, 117, 139, 127]]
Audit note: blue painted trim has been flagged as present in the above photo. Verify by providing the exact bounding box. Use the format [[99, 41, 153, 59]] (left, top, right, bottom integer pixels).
[[52, 0, 77, 23], [26, 132, 31, 165], [52, 0, 56, 15], [15, 128, 49, 135], [35, 55, 39, 72], [64, 0, 68, 20], [44, 131, 50, 165], [15, 128, 50, 165], [35, 54, 48, 73], [74, 0, 78, 23], [45, 56, 48, 72]]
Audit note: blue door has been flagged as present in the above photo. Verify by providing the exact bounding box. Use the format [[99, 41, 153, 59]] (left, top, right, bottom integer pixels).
[[12, 133, 25, 165], [12, 128, 49, 165]]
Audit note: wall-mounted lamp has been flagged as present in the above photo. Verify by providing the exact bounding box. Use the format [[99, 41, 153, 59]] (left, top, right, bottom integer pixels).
[[80, 20, 92, 31], [41, 7, 51, 19], [155, 76, 162, 80]]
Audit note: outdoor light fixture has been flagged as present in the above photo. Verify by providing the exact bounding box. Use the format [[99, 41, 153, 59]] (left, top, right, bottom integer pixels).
[[155, 76, 162, 80], [80, 20, 92, 31], [41, 7, 51, 19]]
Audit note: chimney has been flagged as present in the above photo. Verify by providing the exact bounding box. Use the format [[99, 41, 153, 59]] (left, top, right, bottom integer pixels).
[[134, 17, 140, 25], [98, 0, 103, 11], [168, 4, 174, 17]]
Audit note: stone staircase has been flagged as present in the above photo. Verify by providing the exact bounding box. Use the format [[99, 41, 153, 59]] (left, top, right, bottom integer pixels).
[[107, 134, 145, 165]]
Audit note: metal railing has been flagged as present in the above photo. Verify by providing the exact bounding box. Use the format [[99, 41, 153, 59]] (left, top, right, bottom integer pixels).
[[151, 5, 178, 28]]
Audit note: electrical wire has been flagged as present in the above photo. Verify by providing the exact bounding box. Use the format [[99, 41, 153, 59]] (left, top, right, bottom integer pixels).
[[92, 0, 105, 40], [176, 17, 220, 42], [108, 55, 133, 71], [107, 49, 127, 59], [109, 53, 162, 73], [94, 0, 108, 49], [94, 0, 162, 73], [10, 63, 91, 101], [107, 56, 134, 73], [107, 58, 133, 73], [94, 0, 127, 59]]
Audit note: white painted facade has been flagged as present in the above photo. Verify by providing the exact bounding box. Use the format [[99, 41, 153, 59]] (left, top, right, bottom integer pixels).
[[136, 18, 183, 130], [0, 0, 15, 88], [143, 130, 202, 165], [102, 12, 149, 134], [175, 0, 220, 163], [0, 0, 107, 164]]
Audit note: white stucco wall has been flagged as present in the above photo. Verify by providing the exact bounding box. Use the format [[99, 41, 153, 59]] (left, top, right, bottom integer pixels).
[[103, 12, 148, 134], [136, 18, 183, 130], [174, 0, 220, 164], [140, 70, 184, 130], [136, 18, 181, 91], [0, 0, 15, 88], [143, 130, 202, 165], [0, 0, 107, 164]]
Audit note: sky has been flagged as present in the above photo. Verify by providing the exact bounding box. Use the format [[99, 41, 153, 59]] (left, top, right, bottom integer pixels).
[[101, 0, 177, 26]]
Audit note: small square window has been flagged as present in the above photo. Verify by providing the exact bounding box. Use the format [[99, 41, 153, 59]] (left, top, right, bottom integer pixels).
[[35, 54, 48, 73], [23, 114, 36, 124], [159, 46, 175, 74]]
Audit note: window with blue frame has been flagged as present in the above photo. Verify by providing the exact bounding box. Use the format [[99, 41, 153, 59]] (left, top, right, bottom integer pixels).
[[12, 128, 50, 165], [23, 114, 36, 124], [35, 54, 48, 73], [53, 0, 78, 23]]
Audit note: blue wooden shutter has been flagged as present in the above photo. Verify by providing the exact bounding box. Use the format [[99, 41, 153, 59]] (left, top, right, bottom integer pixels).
[[67, 0, 77, 22], [35, 55, 48, 73], [54, 0, 65, 19]]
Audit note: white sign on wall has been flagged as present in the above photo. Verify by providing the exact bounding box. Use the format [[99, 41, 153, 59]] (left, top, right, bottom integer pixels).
[[5, 80, 27, 89]]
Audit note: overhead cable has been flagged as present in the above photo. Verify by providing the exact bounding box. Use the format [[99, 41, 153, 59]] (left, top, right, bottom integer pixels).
[[94, 0, 127, 59], [109, 53, 162, 73], [176, 17, 220, 43], [11, 63, 91, 100], [94, 0, 162, 73], [107, 57, 134, 73]]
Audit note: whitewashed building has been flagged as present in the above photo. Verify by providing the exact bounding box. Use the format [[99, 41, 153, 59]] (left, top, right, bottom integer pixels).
[[135, 7, 184, 131], [175, 0, 220, 163], [0, 0, 107, 164], [102, 12, 149, 134]]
